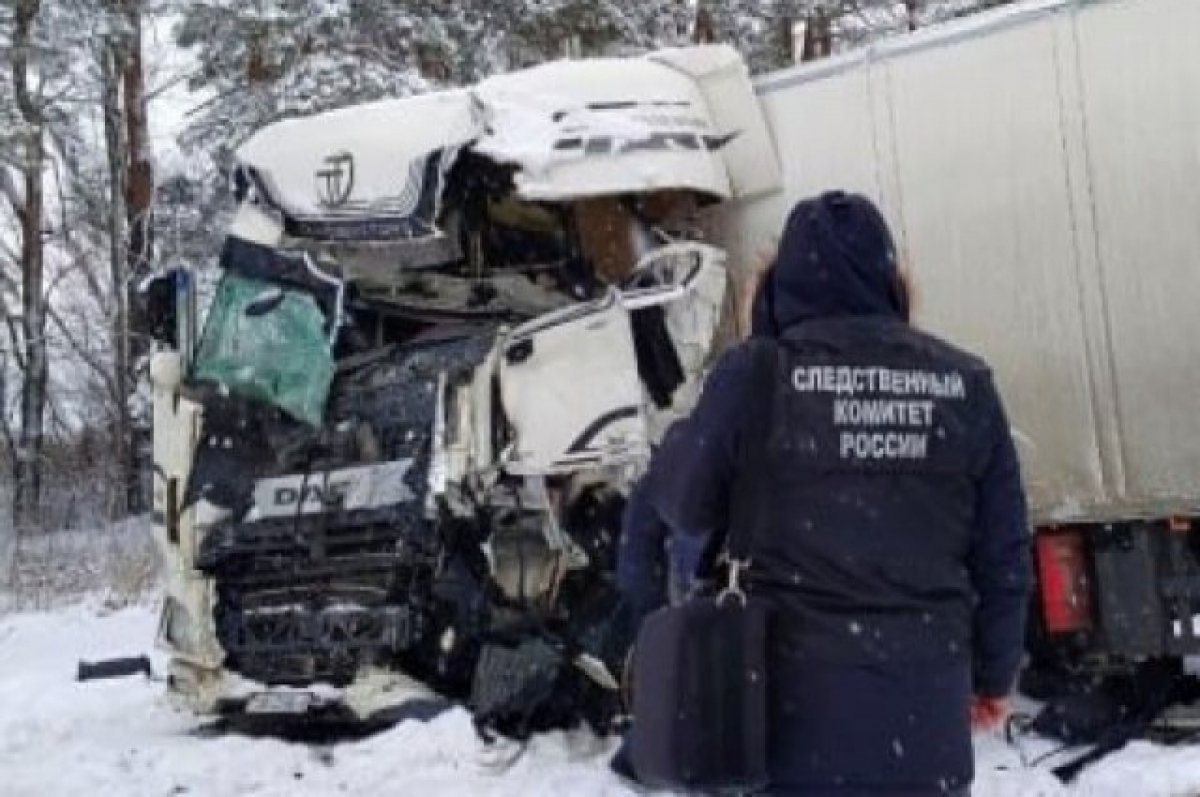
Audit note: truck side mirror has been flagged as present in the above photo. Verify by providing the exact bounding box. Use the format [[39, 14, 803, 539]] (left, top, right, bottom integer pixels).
[[132, 270, 183, 349]]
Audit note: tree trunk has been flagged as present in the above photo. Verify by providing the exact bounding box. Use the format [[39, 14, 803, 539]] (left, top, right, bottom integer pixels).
[[246, 25, 274, 84], [904, 1, 921, 32], [102, 39, 131, 519], [114, 0, 152, 515], [122, 0, 153, 281], [11, 0, 49, 529], [16, 137, 49, 529], [801, 8, 833, 62], [693, 4, 715, 44]]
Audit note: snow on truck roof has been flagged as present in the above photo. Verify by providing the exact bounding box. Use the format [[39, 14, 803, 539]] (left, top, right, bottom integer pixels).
[[233, 46, 779, 244], [473, 54, 730, 201]]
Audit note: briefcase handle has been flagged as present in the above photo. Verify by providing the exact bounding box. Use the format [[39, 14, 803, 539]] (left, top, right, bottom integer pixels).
[[716, 554, 752, 608]]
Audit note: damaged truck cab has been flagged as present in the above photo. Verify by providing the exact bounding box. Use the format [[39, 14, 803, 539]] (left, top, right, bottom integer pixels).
[[149, 46, 779, 732]]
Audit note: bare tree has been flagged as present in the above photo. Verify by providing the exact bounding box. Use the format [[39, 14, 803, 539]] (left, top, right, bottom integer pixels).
[[102, 0, 153, 516], [5, 0, 50, 529], [0, 0, 156, 528]]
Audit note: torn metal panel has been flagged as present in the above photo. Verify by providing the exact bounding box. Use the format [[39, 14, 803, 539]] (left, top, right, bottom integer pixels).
[[355, 272, 570, 321], [229, 46, 767, 244], [473, 56, 735, 201], [621, 243, 730, 437], [500, 292, 649, 476]]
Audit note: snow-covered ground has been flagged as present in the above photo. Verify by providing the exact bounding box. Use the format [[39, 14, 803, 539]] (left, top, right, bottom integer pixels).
[[1, 604, 1198, 796]]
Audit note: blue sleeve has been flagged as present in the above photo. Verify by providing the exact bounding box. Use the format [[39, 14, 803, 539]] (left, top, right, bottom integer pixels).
[[967, 377, 1033, 698], [643, 347, 755, 541], [616, 347, 755, 616], [616, 478, 670, 617]]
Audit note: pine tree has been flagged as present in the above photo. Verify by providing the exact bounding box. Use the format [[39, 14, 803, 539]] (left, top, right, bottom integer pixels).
[[176, 0, 430, 163], [502, 0, 693, 65]]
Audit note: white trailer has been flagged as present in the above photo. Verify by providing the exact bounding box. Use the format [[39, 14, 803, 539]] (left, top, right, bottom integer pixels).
[[714, 0, 1200, 661]]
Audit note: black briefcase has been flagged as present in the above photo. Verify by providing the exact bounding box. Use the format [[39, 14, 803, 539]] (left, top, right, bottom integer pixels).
[[625, 339, 779, 793], [627, 578, 770, 793]]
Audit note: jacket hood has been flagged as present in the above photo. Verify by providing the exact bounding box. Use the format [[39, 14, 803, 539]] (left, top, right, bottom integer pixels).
[[751, 191, 907, 337]]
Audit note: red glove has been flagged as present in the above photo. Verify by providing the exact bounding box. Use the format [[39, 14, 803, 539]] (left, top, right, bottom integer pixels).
[[970, 695, 1010, 732]]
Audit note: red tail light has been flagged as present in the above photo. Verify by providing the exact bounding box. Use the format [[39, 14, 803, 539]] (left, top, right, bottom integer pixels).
[[1035, 530, 1094, 634]]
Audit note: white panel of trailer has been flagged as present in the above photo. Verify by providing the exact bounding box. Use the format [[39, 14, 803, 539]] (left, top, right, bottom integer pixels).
[[879, 15, 1108, 517], [722, 0, 1200, 521], [1071, 0, 1200, 513]]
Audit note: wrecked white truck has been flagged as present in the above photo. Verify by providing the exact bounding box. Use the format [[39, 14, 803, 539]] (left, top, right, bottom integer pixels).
[[144, 46, 779, 735]]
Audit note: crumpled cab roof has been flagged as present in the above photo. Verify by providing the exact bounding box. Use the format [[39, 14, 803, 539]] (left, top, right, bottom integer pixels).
[[233, 45, 779, 244]]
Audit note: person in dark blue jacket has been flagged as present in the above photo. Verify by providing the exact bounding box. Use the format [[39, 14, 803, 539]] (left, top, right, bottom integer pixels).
[[617, 191, 1031, 796]]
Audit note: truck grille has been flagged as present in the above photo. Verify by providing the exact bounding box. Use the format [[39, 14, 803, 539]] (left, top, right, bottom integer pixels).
[[196, 331, 494, 686]]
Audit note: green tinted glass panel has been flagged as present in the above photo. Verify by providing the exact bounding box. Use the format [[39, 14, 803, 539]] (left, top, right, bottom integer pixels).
[[191, 274, 334, 426]]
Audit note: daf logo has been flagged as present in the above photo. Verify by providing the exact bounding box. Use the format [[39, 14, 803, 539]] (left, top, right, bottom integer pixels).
[[315, 151, 355, 208], [274, 482, 349, 507]]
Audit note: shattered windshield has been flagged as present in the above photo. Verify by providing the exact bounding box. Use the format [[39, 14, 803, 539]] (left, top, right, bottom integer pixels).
[[190, 273, 335, 427]]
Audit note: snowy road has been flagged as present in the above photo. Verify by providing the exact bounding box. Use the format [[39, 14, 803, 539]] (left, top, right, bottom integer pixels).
[[1, 605, 1198, 796]]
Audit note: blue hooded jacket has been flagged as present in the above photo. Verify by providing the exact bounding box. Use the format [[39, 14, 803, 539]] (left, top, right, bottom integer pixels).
[[618, 192, 1031, 794]]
